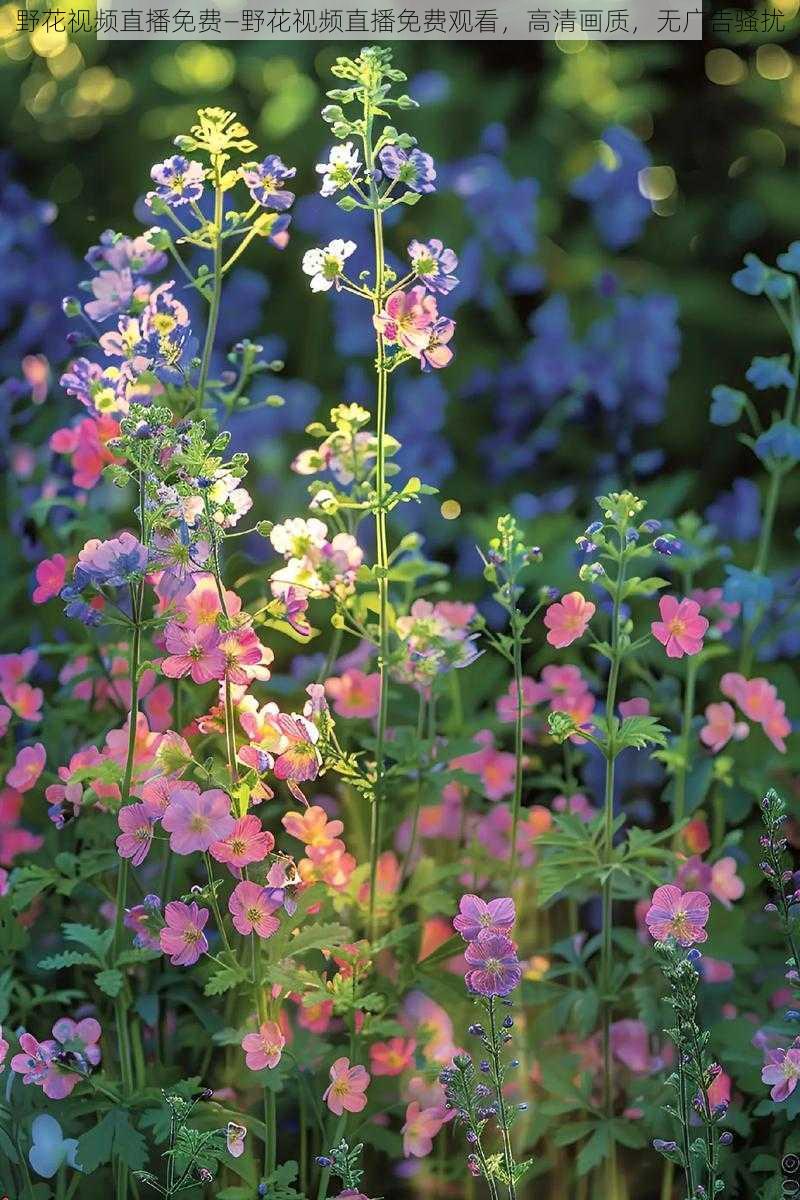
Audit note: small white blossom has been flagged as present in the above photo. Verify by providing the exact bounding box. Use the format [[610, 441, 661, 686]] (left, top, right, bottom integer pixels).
[[316, 141, 361, 197], [302, 239, 357, 293]]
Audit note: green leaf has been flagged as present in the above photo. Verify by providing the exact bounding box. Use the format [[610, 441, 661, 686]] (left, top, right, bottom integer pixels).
[[283, 922, 352, 958], [94, 968, 124, 998], [204, 964, 249, 997], [615, 715, 669, 752], [77, 1109, 147, 1173], [62, 923, 114, 958], [38, 951, 100, 971]]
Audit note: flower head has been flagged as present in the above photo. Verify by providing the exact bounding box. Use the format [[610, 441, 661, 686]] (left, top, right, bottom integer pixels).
[[242, 1021, 285, 1070], [228, 880, 281, 938], [464, 932, 521, 996], [241, 154, 295, 209], [543, 591, 595, 649], [453, 894, 515, 942], [379, 145, 436, 194], [148, 155, 205, 207], [159, 900, 209, 966], [210, 815, 274, 870], [651, 595, 709, 659], [116, 803, 155, 866], [762, 1042, 800, 1102], [162, 788, 234, 855], [323, 1056, 370, 1115], [408, 239, 459, 294], [316, 142, 361, 197], [302, 239, 357, 292], [645, 884, 710, 946]]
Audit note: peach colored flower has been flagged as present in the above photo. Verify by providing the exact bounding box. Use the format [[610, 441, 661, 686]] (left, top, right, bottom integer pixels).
[[322, 1056, 370, 1115]]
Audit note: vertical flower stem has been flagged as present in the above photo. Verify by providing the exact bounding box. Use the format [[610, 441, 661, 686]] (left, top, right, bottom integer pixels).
[[205, 852, 233, 956], [486, 997, 516, 1200], [673, 654, 698, 840], [400, 692, 427, 883], [363, 86, 391, 941], [508, 626, 525, 882], [195, 165, 224, 417], [252, 935, 276, 1181]]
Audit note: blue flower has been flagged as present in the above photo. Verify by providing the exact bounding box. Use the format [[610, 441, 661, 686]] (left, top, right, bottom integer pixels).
[[29, 1115, 81, 1179], [777, 242, 800, 274], [745, 355, 794, 390], [731, 252, 769, 296], [706, 478, 761, 542], [754, 420, 800, 465], [571, 126, 652, 250], [710, 384, 747, 426], [722, 564, 774, 620], [241, 155, 296, 211], [378, 145, 437, 194]]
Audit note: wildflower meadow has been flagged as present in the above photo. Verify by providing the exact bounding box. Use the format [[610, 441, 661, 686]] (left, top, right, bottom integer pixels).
[[1, 35, 799, 1200]]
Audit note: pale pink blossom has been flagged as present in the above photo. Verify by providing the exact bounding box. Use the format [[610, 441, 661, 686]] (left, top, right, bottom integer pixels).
[[651, 595, 708, 658], [242, 1021, 284, 1070], [228, 881, 281, 938], [323, 1056, 370, 1115], [543, 591, 595, 649], [6, 743, 46, 793], [645, 884, 710, 945]]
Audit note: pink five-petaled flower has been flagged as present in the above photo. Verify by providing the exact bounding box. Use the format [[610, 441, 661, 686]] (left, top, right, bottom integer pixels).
[[762, 1042, 800, 1102], [323, 1056, 370, 1115], [159, 900, 209, 966], [273, 714, 320, 782], [325, 669, 381, 719], [651, 596, 709, 659], [226, 1122, 247, 1158], [210, 814, 274, 870], [402, 1101, 446, 1158], [645, 884, 710, 946], [369, 1037, 417, 1077], [241, 1021, 285, 1071], [115, 803, 155, 866], [6, 743, 46, 793], [452, 894, 515, 943], [700, 702, 749, 754], [228, 880, 281, 938], [33, 554, 67, 605], [464, 933, 522, 997], [161, 787, 234, 855], [543, 591, 596, 649], [710, 857, 744, 909], [161, 620, 226, 685], [373, 286, 437, 357]]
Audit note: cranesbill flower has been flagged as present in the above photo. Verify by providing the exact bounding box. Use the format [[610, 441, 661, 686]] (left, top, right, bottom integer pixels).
[[651, 595, 709, 659], [379, 145, 437, 194], [645, 884, 710, 946], [273, 714, 321, 782], [421, 318, 455, 371], [543, 591, 595, 649], [33, 555, 67, 605], [226, 1122, 247, 1158], [75, 532, 148, 590], [453, 894, 515, 942], [228, 880, 280, 938], [241, 155, 296, 210], [161, 621, 226, 685], [762, 1042, 800, 1101], [302, 239, 357, 292], [373, 286, 437, 356], [710, 857, 744, 909], [6, 743, 46, 793], [325, 669, 381, 719], [463, 932, 521, 997], [210, 814, 274, 870], [159, 900, 209, 966], [402, 1101, 446, 1158], [116, 803, 155, 866], [148, 155, 205, 208], [316, 141, 362, 196], [161, 787, 234, 855], [242, 1020, 285, 1070], [408, 239, 459, 294], [700, 702, 748, 753], [323, 1056, 370, 1115], [369, 1037, 417, 1076]]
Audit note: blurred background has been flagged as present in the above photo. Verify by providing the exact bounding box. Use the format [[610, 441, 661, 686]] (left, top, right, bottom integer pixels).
[[1, 24, 800, 639]]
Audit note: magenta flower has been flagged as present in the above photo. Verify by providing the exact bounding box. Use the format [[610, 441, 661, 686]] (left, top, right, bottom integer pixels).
[[464, 933, 521, 996], [228, 880, 281, 938], [6, 743, 46, 793], [651, 595, 709, 659], [10, 1032, 55, 1088], [273, 714, 320, 782], [543, 591, 596, 649], [33, 554, 67, 605], [762, 1042, 800, 1101], [453, 894, 515, 942], [161, 787, 234, 855], [242, 1020, 284, 1070], [420, 318, 455, 371], [645, 884, 710, 946], [373, 286, 437, 357], [161, 621, 226, 685], [700, 701, 749, 753], [323, 1056, 370, 1115], [159, 900, 209, 966], [116, 803, 155, 866], [210, 815, 275, 871]]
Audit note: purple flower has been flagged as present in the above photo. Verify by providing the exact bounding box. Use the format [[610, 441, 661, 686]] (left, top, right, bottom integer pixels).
[[60, 358, 103, 410], [137, 282, 196, 382], [84, 269, 135, 322], [379, 146, 437, 194], [241, 155, 296, 211], [74, 531, 149, 590], [148, 155, 205, 208], [408, 239, 459, 294], [762, 1042, 800, 1101], [85, 229, 167, 276], [420, 318, 455, 372], [464, 932, 521, 997], [453, 894, 515, 942]]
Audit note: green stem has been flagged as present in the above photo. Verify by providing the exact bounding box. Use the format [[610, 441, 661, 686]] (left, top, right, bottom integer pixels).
[[508, 627, 525, 882], [487, 997, 517, 1200], [194, 166, 224, 416], [400, 693, 427, 883], [673, 655, 698, 836]]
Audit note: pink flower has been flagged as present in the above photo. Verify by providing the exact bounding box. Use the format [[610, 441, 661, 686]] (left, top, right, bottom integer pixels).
[[6, 743, 46, 793], [282, 805, 343, 848], [610, 1020, 651, 1074], [33, 554, 67, 604], [720, 673, 791, 753], [161, 621, 226, 685], [552, 792, 597, 822], [619, 697, 650, 718], [453, 894, 515, 942], [323, 1056, 370, 1115], [449, 730, 516, 802], [420, 318, 455, 371], [210, 815, 274, 870], [762, 1042, 800, 1102], [273, 714, 320, 782], [162, 788, 234, 854], [651, 595, 709, 659], [325, 669, 381, 719], [543, 591, 595, 649], [373, 286, 437, 356], [0, 1025, 7, 1066], [242, 1020, 284, 1070], [10, 1032, 54, 1087], [228, 881, 281, 938], [226, 1122, 247, 1158], [700, 702, 749, 753], [115, 803, 155, 866], [159, 900, 209, 966], [645, 884, 710, 946], [401, 1101, 446, 1157], [709, 857, 744, 908], [370, 1037, 417, 1077]]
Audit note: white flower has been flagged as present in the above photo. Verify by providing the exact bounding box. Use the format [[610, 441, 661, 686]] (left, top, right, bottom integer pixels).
[[269, 517, 328, 558], [301, 239, 357, 292], [316, 141, 361, 197]]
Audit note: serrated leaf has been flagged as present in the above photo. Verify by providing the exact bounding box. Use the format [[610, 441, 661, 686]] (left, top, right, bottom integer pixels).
[[284, 922, 352, 958], [204, 965, 248, 997], [94, 968, 124, 997], [77, 1109, 147, 1173], [38, 950, 100, 971]]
